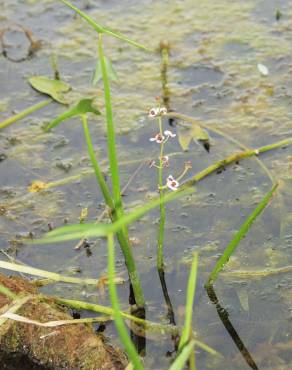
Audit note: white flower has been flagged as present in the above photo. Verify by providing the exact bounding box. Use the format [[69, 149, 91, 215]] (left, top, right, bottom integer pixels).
[[257, 63, 269, 76], [148, 108, 159, 118], [164, 130, 176, 138], [160, 107, 167, 115], [148, 107, 167, 118], [149, 133, 165, 144], [161, 155, 169, 167], [166, 175, 179, 191]]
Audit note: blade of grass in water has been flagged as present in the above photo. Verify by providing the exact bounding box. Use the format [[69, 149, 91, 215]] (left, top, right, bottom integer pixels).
[[169, 340, 196, 370], [58, 0, 152, 52], [207, 183, 278, 285], [0, 260, 123, 286], [35, 187, 193, 243], [81, 114, 114, 208], [0, 99, 51, 130], [107, 234, 144, 370], [178, 252, 198, 351]]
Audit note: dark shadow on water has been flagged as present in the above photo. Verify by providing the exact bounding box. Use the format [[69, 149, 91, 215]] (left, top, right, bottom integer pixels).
[[206, 284, 259, 370], [0, 352, 50, 370]]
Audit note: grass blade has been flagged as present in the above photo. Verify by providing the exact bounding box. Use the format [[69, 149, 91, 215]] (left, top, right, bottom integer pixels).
[[59, 0, 152, 52], [0, 260, 123, 286], [207, 183, 278, 285], [35, 187, 193, 243], [107, 234, 144, 370], [178, 252, 198, 351], [169, 340, 195, 370], [0, 99, 51, 130]]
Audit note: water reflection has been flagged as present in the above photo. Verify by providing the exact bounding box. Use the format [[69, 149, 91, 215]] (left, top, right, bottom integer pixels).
[[206, 284, 259, 370]]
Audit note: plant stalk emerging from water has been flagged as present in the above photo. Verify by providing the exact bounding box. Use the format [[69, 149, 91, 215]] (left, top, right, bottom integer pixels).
[[98, 33, 144, 307], [107, 234, 144, 370]]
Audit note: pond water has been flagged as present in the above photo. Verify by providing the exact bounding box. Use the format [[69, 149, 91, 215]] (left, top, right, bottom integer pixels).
[[0, 0, 292, 369]]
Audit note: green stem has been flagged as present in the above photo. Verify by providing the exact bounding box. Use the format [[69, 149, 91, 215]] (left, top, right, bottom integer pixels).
[[0, 99, 52, 130], [157, 116, 166, 271], [54, 296, 218, 355], [98, 33, 144, 307], [98, 33, 122, 211], [178, 252, 198, 351], [184, 138, 292, 188], [107, 234, 144, 370], [169, 340, 196, 370], [207, 183, 278, 285], [81, 114, 114, 208]]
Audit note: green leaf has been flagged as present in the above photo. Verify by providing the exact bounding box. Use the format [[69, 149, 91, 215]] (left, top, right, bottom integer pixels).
[[28, 76, 71, 104], [207, 183, 278, 285], [191, 124, 209, 143], [177, 126, 193, 151], [45, 98, 101, 131], [74, 98, 101, 115], [178, 252, 198, 351], [177, 122, 210, 151], [92, 56, 118, 85], [59, 0, 152, 52], [169, 340, 195, 370]]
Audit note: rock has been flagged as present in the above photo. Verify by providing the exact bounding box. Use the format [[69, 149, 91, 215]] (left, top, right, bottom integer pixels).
[[0, 273, 127, 369]]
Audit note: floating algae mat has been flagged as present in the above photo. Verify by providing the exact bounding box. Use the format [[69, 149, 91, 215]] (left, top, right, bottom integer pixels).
[[0, 0, 292, 369]]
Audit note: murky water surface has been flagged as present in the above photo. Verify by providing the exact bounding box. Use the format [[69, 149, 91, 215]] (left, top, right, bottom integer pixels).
[[0, 0, 292, 369]]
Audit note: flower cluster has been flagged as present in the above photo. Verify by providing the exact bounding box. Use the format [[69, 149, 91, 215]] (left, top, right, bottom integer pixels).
[[149, 130, 176, 144], [148, 107, 168, 118], [148, 104, 192, 192]]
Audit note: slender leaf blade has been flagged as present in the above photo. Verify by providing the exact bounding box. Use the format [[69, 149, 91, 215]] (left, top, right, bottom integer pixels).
[[179, 252, 198, 351], [169, 340, 195, 370], [34, 187, 194, 244], [59, 0, 152, 52], [207, 183, 278, 285]]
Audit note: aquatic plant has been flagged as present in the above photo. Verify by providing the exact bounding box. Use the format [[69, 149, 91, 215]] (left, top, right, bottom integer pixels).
[[1, 0, 292, 369]]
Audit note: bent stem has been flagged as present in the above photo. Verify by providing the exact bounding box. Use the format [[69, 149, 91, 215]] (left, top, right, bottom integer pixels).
[[98, 33, 144, 307], [107, 234, 144, 370], [183, 138, 292, 188], [0, 99, 52, 130]]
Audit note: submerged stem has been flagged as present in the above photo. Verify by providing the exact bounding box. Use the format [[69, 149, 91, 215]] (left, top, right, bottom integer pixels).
[[0, 99, 51, 130], [107, 234, 144, 370]]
